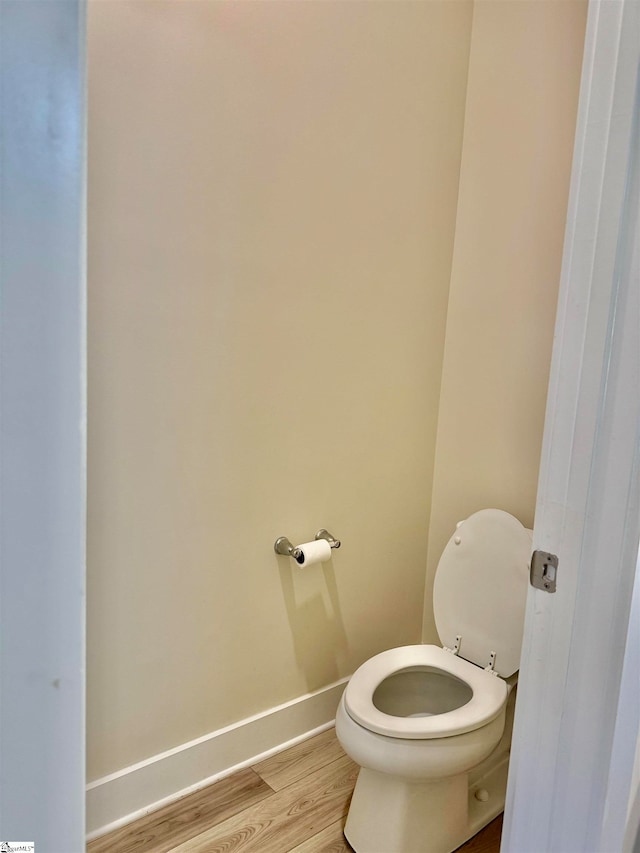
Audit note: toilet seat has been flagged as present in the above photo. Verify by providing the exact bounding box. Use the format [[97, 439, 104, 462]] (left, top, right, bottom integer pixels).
[[344, 645, 507, 740]]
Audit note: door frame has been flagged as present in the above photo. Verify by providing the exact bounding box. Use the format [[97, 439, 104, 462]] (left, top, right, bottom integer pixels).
[[0, 1, 87, 848], [503, 1, 640, 850]]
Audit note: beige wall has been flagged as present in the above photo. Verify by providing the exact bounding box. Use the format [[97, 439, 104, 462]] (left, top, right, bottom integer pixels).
[[422, 0, 588, 642], [87, 0, 473, 780]]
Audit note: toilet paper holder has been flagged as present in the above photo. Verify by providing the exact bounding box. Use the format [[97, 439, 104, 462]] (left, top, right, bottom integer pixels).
[[274, 529, 341, 561]]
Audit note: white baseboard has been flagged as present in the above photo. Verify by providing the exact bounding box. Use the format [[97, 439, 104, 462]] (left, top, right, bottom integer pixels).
[[86, 676, 349, 840]]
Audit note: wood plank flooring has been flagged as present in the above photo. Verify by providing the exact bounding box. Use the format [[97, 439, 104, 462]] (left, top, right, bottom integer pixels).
[[88, 727, 502, 853]]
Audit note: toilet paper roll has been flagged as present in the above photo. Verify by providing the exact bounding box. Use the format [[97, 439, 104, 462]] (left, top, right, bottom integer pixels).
[[294, 539, 332, 568]]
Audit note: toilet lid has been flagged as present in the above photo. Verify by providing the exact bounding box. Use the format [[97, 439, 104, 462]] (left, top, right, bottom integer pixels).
[[433, 509, 532, 677]]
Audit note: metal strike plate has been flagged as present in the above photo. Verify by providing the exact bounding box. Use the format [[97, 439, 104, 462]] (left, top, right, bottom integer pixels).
[[530, 550, 558, 593]]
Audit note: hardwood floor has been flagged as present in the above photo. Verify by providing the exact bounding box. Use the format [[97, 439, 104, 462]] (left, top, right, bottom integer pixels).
[[88, 728, 502, 853]]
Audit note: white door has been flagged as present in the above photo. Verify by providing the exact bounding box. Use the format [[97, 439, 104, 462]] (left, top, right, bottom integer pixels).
[[0, 1, 87, 850], [503, 1, 640, 851]]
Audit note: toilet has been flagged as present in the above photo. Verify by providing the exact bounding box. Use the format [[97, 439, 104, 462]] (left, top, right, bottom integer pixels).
[[336, 508, 532, 853]]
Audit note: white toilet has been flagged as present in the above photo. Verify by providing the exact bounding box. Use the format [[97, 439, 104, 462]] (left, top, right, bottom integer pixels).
[[336, 508, 532, 853]]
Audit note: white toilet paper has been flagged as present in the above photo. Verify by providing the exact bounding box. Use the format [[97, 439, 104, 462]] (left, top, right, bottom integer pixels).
[[294, 538, 332, 568]]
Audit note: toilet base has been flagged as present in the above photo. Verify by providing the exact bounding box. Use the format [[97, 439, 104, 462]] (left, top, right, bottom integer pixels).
[[345, 769, 466, 853], [344, 751, 510, 853]]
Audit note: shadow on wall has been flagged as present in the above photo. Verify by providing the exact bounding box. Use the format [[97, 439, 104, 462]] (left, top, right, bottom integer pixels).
[[277, 555, 350, 692]]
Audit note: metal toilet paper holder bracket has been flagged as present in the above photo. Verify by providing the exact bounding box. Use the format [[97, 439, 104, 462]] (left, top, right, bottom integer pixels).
[[274, 529, 341, 561]]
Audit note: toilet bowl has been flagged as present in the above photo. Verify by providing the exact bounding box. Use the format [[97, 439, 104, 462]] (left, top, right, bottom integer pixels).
[[336, 508, 532, 853]]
